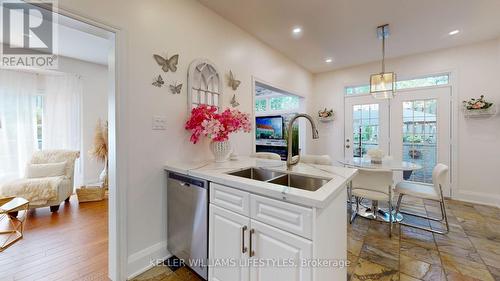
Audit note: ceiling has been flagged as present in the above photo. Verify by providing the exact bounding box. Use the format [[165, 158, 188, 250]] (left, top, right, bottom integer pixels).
[[199, 0, 500, 73]]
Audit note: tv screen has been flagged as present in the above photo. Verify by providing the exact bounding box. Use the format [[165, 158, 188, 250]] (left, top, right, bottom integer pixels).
[[255, 116, 283, 140]]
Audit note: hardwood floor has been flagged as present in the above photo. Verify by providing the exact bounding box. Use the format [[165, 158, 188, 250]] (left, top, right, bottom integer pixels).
[[0, 195, 108, 281]]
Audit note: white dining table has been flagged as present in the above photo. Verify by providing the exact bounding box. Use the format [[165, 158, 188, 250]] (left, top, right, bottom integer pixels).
[[338, 157, 422, 222]]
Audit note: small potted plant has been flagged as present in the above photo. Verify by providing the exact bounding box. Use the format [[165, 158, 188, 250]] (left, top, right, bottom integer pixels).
[[462, 95, 495, 117], [318, 108, 335, 122]]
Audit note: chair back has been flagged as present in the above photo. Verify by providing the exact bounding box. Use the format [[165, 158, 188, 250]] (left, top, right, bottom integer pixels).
[[252, 152, 282, 161], [432, 163, 449, 194], [352, 168, 393, 195], [300, 154, 332, 165], [30, 150, 80, 186]]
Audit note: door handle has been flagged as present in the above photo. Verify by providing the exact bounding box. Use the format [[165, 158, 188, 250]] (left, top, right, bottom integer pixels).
[[249, 228, 255, 257], [241, 226, 248, 253], [345, 145, 350, 148]]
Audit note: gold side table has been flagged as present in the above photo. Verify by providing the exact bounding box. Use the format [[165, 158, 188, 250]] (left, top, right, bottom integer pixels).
[[0, 197, 29, 252]]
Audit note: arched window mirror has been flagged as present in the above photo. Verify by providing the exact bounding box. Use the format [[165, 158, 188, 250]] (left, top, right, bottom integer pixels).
[[187, 59, 223, 112]]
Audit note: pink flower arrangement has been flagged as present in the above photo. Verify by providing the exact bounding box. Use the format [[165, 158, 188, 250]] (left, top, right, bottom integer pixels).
[[185, 105, 252, 144]]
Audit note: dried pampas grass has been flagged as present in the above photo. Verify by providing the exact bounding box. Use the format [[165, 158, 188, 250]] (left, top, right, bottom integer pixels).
[[89, 119, 108, 162]]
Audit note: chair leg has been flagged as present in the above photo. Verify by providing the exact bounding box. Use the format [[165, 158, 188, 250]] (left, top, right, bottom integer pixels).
[[50, 205, 60, 212], [347, 181, 352, 223], [439, 186, 450, 233], [388, 187, 393, 238], [395, 194, 404, 214], [397, 193, 449, 234]]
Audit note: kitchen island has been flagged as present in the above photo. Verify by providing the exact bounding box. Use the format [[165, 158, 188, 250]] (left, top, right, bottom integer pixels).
[[165, 157, 357, 281]]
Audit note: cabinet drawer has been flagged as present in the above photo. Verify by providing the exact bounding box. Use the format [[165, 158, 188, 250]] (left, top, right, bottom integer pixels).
[[210, 183, 250, 216], [250, 194, 313, 239]]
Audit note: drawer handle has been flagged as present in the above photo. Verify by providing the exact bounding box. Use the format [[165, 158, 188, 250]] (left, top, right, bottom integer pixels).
[[249, 228, 255, 257], [241, 226, 248, 253]]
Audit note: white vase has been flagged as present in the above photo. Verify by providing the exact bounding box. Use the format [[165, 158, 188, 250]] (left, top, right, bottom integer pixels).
[[210, 140, 231, 163]]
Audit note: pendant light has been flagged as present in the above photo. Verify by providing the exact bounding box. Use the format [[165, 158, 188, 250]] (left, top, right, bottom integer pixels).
[[370, 24, 396, 99]]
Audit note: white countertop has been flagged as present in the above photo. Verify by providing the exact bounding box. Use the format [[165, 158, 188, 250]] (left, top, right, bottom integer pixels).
[[164, 156, 358, 208]]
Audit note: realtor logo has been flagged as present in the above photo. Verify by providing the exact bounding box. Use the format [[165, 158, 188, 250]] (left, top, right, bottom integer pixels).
[[1, 0, 58, 69]]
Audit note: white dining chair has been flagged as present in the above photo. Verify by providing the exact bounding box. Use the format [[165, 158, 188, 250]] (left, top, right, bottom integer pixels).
[[251, 152, 282, 160], [395, 163, 449, 234], [299, 154, 333, 165], [349, 168, 394, 237]]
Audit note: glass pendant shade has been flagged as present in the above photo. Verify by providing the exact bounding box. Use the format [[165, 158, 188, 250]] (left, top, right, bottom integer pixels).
[[370, 72, 396, 99]]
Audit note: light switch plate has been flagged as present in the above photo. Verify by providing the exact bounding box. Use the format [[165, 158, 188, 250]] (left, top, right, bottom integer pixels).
[[152, 116, 167, 130]]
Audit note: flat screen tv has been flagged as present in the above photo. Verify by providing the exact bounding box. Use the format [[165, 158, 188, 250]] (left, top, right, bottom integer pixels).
[[255, 116, 284, 140]]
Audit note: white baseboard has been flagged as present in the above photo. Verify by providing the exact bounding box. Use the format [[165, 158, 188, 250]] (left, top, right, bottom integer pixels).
[[127, 241, 170, 280], [453, 189, 500, 208]]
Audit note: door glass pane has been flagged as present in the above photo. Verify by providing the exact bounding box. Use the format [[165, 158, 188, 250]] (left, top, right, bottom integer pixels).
[[402, 99, 437, 183], [352, 103, 379, 157]]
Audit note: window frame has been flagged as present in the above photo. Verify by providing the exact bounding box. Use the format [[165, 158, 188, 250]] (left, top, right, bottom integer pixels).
[[345, 73, 451, 97]]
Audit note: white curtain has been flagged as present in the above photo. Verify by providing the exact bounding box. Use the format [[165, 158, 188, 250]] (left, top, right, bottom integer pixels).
[[0, 70, 38, 183], [42, 74, 83, 186]]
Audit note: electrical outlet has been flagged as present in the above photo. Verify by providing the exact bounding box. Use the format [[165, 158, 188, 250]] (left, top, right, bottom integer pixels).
[[152, 116, 167, 130]]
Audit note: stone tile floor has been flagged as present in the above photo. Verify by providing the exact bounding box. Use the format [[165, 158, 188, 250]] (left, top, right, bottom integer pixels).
[[349, 198, 500, 281], [133, 198, 500, 281]]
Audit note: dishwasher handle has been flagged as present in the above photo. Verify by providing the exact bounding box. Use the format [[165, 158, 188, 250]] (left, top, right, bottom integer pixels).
[[168, 172, 207, 189]]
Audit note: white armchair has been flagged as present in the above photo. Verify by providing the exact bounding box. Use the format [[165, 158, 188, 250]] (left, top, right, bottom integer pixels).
[[0, 150, 80, 212]]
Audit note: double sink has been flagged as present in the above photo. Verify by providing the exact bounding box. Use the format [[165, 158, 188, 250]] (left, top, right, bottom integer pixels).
[[227, 167, 331, 192]]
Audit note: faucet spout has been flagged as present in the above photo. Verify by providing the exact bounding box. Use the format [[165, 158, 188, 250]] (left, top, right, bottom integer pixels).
[[286, 113, 319, 169]]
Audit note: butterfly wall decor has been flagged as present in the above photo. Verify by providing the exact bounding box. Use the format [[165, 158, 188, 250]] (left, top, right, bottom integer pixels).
[[153, 54, 179, 73], [230, 94, 240, 108], [169, 82, 183, 94], [152, 75, 165, 88], [228, 70, 241, 91]]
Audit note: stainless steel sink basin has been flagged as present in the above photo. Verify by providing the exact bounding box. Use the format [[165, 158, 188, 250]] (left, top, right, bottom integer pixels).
[[227, 167, 331, 192], [227, 167, 285, 182], [268, 174, 331, 192]]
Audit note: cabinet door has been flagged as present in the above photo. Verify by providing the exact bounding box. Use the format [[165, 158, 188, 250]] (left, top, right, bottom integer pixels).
[[209, 204, 250, 281], [249, 219, 312, 281]]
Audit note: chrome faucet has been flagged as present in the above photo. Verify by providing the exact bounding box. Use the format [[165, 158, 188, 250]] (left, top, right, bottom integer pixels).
[[286, 113, 319, 169]]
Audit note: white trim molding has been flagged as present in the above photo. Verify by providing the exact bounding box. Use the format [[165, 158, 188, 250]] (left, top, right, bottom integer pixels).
[[127, 242, 171, 280], [453, 189, 500, 208]]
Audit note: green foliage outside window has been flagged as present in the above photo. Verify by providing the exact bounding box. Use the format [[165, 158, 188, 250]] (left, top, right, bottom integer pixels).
[[269, 96, 299, 111], [255, 99, 267, 112]]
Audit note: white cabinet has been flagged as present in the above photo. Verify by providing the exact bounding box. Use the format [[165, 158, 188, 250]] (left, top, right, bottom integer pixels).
[[209, 204, 250, 281], [250, 219, 312, 281], [209, 183, 347, 281]]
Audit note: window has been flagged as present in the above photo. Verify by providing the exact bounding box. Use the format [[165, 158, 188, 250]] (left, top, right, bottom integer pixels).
[[352, 104, 380, 157], [345, 85, 370, 96], [402, 99, 437, 184], [35, 95, 44, 150], [255, 99, 267, 112], [269, 96, 300, 111], [345, 74, 450, 96], [254, 95, 300, 112]]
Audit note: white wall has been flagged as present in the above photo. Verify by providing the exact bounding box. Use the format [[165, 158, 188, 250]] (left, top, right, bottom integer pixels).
[[58, 0, 312, 277], [57, 56, 108, 185], [308, 38, 500, 207]]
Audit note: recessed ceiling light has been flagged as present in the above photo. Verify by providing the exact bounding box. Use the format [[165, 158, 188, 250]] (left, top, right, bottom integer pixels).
[[449, 30, 460, 36], [292, 27, 302, 34], [325, 58, 333, 63]]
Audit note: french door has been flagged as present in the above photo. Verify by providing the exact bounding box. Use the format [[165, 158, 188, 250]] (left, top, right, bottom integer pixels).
[[344, 96, 389, 158], [390, 87, 451, 196], [344, 87, 451, 196]]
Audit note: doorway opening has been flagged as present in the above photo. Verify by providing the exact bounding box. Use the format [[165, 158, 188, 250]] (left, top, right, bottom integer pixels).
[[253, 81, 305, 160], [0, 4, 118, 280]]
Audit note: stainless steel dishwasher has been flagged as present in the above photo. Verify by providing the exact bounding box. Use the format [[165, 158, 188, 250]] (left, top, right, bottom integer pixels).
[[167, 172, 208, 280]]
